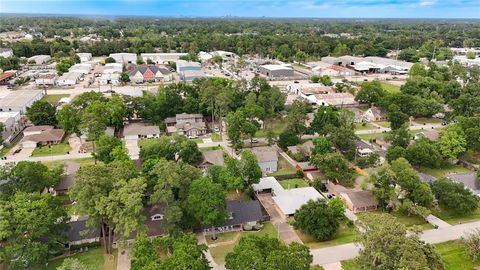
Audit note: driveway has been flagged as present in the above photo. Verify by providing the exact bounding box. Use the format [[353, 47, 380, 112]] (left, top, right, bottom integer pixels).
[[125, 139, 139, 160], [117, 248, 131, 270], [426, 214, 451, 229], [256, 193, 302, 244]]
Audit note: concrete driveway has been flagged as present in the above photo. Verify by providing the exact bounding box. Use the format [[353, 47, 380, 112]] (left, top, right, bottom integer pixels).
[[125, 139, 139, 160], [117, 248, 131, 270], [256, 193, 302, 244]]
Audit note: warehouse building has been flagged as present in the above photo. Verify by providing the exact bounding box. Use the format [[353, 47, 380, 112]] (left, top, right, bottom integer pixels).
[[68, 63, 92, 75], [76, 53, 92, 62], [28, 55, 51, 65], [35, 74, 57, 86], [109, 53, 137, 65], [0, 89, 45, 113], [258, 64, 294, 78], [57, 72, 83, 86], [176, 60, 202, 72], [141, 53, 188, 64]]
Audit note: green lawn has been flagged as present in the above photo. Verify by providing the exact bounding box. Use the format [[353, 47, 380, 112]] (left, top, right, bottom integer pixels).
[[0, 145, 12, 157], [210, 133, 223, 142], [355, 123, 375, 130], [206, 231, 238, 245], [280, 178, 309, 189], [380, 82, 401, 93], [376, 121, 391, 128], [31, 143, 72, 157], [267, 156, 297, 176], [357, 132, 385, 141], [310, 266, 325, 270], [416, 165, 472, 178], [296, 222, 360, 249], [200, 146, 222, 152], [191, 138, 204, 144], [358, 210, 433, 230], [42, 94, 70, 104], [432, 207, 480, 225], [435, 240, 480, 270], [44, 248, 117, 270], [209, 222, 278, 265], [255, 118, 287, 138], [341, 259, 363, 270], [414, 117, 443, 124]]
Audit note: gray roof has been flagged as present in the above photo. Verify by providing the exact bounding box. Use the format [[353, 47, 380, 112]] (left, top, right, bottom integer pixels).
[[418, 172, 436, 184], [340, 190, 377, 208], [68, 217, 101, 242], [355, 140, 372, 150], [448, 172, 480, 194], [200, 150, 224, 166], [54, 162, 81, 191], [221, 200, 265, 227], [123, 122, 160, 136], [287, 140, 314, 155], [0, 90, 44, 108], [128, 65, 171, 76], [250, 147, 278, 163]]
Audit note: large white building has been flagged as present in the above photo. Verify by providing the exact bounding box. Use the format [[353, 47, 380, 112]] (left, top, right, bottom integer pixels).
[[258, 64, 294, 78], [109, 53, 137, 65], [68, 63, 93, 75], [176, 60, 202, 72], [0, 111, 23, 145], [28, 55, 51, 64], [103, 63, 123, 74], [99, 73, 120, 85], [0, 48, 14, 58], [76, 53, 93, 62], [57, 72, 83, 86], [35, 74, 57, 86], [140, 53, 188, 64], [0, 89, 45, 114]]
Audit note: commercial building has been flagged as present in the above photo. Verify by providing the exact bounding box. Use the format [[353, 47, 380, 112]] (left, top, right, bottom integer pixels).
[[0, 48, 14, 58], [0, 89, 44, 113], [109, 53, 137, 65], [253, 176, 323, 217], [140, 53, 188, 64], [99, 73, 120, 85], [289, 83, 357, 107], [258, 64, 294, 78], [176, 60, 202, 72], [128, 65, 173, 83], [103, 63, 123, 74], [76, 53, 92, 62], [0, 111, 24, 145], [35, 74, 57, 86], [57, 72, 83, 86], [28, 55, 51, 64], [321, 55, 413, 74], [0, 72, 16, 85], [179, 69, 206, 81], [68, 63, 92, 75]]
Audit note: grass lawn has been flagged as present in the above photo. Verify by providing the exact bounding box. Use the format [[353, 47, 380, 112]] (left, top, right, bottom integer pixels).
[[44, 248, 117, 270], [432, 206, 480, 225], [200, 146, 222, 152], [31, 143, 72, 157], [355, 123, 375, 130], [296, 222, 359, 249], [414, 117, 443, 124], [206, 231, 239, 245], [416, 165, 472, 179], [280, 178, 309, 189], [358, 210, 433, 230], [209, 222, 278, 265], [255, 118, 287, 138], [42, 94, 69, 104], [268, 156, 297, 176], [435, 240, 480, 270], [210, 133, 222, 142], [310, 266, 325, 270], [0, 145, 12, 157], [460, 151, 480, 165], [380, 82, 401, 93], [357, 132, 385, 141], [376, 121, 391, 128], [191, 138, 204, 144], [341, 259, 363, 270]]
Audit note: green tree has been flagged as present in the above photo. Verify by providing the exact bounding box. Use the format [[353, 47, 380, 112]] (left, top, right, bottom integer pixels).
[[226, 110, 245, 150], [159, 233, 210, 270], [104, 57, 115, 63], [26, 100, 57, 125], [391, 158, 434, 207], [356, 213, 444, 270], [332, 43, 351, 57], [69, 163, 145, 254], [0, 193, 68, 269], [355, 81, 386, 105], [310, 152, 355, 187], [405, 138, 443, 168], [466, 51, 476, 60], [120, 71, 130, 85], [80, 101, 109, 160], [385, 146, 406, 163], [438, 125, 467, 160], [370, 164, 397, 210], [0, 161, 62, 195], [464, 229, 480, 263], [278, 128, 300, 150], [311, 106, 338, 135], [56, 104, 81, 135], [312, 137, 333, 155], [319, 75, 333, 86], [431, 178, 479, 214], [293, 200, 341, 240], [131, 234, 161, 270], [186, 177, 228, 239], [239, 150, 262, 188], [286, 100, 310, 138], [225, 235, 312, 270], [387, 104, 409, 130], [177, 138, 202, 165], [385, 124, 410, 148], [106, 94, 127, 131], [94, 134, 123, 163]]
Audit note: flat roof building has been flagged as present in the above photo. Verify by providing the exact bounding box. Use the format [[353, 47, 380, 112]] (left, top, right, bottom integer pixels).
[[76, 53, 92, 62], [57, 72, 83, 86], [141, 53, 188, 64], [179, 69, 206, 81], [109, 53, 137, 65], [0, 89, 44, 114], [259, 64, 294, 78]]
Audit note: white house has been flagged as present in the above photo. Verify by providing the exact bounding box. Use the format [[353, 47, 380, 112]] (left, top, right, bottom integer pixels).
[[0, 48, 14, 58], [99, 73, 120, 85], [35, 74, 57, 86], [123, 122, 160, 140]]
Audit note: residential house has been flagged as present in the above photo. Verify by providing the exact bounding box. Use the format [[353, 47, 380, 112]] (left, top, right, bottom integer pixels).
[[448, 172, 480, 196], [252, 176, 324, 217], [66, 216, 101, 248], [165, 113, 207, 137], [21, 125, 65, 148], [287, 140, 314, 157], [363, 107, 386, 122], [198, 150, 224, 170], [128, 65, 173, 83], [0, 89, 44, 113], [123, 122, 160, 140], [259, 64, 294, 78], [250, 146, 278, 173], [53, 162, 81, 195], [339, 190, 378, 213], [355, 140, 375, 157], [203, 200, 265, 234], [76, 53, 92, 62]]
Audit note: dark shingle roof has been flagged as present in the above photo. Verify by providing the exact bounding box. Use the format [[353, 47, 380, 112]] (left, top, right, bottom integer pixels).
[[68, 217, 101, 242], [223, 200, 265, 227], [54, 162, 81, 191]]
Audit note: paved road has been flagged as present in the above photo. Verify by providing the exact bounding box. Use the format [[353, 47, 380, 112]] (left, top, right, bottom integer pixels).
[[0, 152, 92, 165], [311, 220, 480, 265]]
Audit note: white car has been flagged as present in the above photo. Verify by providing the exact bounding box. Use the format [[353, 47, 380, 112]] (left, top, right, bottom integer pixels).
[[188, 135, 198, 139]]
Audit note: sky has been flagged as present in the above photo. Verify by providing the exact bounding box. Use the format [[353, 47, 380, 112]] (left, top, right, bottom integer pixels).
[[0, 0, 479, 19]]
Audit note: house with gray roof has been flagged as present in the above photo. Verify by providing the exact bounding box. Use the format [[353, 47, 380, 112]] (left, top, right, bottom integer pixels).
[[250, 146, 278, 173], [448, 172, 480, 195], [198, 149, 224, 169], [123, 122, 160, 140], [339, 190, 378, 213], [53, 162, 81, 195]]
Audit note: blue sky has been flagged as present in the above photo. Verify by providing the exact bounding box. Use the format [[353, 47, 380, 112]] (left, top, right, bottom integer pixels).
[[1, 0, 479, 18]]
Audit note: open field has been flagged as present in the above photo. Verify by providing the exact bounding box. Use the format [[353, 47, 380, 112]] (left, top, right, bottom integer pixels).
[[380, 82, 401, 93], [416, 165, 471, 178], [42, 94, 70, 104]]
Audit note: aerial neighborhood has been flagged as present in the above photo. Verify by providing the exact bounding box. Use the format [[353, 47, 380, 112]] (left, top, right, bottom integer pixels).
[[0, 13, 480, 270]]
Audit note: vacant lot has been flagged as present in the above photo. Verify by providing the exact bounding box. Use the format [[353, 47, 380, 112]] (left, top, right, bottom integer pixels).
[[296, 222, 359, 249]]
